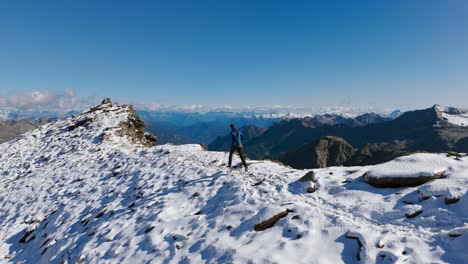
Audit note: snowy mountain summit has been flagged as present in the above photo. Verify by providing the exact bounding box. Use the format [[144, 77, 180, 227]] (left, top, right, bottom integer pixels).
[[434, 104, 468, 127], [0, 100, 467, 263]]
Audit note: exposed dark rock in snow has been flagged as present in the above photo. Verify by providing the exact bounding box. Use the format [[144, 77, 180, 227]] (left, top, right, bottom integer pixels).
[[299, 171, 316, 182], [448, 232, 463, 238], [252, 180, 263, 186], [405, 210, 423, 218], [95, 206, 107, 218], [19, 225, 37, 244], [144, 132, 157, 143], [346, 231, 364, 261], [115, 105, 157, 147], [445, 196, 460, 205], [254, 209, 293, 232], [376, 240, 385, 249], [199, 143, 208, 151], [67, 117, 93, 131], [446, 151, 462, 158], [144, 226, 155, 233], [101, 98, 112, 105]]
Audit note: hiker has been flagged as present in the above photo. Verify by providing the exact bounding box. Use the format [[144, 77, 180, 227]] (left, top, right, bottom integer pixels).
[[228, 124, 248, 171]]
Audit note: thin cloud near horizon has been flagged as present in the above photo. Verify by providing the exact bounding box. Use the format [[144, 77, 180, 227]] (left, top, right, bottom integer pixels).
[[0, 89, 462, 116], [0, 89, 93, 112]]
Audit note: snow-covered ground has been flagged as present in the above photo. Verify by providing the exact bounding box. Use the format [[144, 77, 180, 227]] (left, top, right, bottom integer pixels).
[[440, 112, 468, 127], [0, 103, 467, 263]]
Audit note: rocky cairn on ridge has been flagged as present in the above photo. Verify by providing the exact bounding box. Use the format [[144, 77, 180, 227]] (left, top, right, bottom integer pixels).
[[93, 98, 157, 147]]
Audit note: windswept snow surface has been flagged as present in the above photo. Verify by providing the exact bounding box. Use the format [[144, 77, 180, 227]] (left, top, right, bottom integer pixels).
[[441, 112, 468, 127], [0, 103, 467, 263]]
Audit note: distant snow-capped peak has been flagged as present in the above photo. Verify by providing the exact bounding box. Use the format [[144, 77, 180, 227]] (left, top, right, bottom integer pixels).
[[434, 104, 468, 127]]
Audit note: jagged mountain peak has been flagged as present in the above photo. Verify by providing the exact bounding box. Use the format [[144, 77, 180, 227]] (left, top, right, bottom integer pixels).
[[389, 105, 468, 128], [355, 112, 390, 126]]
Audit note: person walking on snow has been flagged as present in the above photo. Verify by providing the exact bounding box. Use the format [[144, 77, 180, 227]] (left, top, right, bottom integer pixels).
[[228, 124, 248, 171]]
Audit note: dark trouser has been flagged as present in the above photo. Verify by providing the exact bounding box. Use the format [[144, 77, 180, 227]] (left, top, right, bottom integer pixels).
[[228, 145, 248, 169]]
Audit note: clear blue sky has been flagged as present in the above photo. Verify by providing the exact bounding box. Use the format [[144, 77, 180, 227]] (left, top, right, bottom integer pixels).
[[1, 0, 467, 110]]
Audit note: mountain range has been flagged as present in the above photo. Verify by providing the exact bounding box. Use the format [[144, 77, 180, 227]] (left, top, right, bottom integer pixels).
[[137, 110, 303, 145], [2, 104, 466, 171], [241, 105, 468, 168], [0, 106, 401, 146], [137, 109, 402, 145], [207, 112, 397, 151]]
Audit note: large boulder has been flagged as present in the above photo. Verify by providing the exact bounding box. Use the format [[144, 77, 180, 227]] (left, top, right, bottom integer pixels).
[[364, 171, 445, 188], [364, 153, 451, 188]]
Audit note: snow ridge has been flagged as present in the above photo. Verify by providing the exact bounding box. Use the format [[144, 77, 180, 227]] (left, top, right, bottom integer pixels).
[[434, 104, 468, 127], [0, 103, 467, 263]]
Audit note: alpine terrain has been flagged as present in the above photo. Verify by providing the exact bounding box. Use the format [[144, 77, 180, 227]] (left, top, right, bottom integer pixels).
[[244, 105, 468, 168], [0, 100, 467, 263]]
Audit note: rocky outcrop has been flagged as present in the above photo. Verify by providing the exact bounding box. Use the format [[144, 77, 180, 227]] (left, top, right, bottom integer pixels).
[[115, 105, 157, 147], [315, 136, 356, 168], [92, 99, 157, 147], [101, 98, 112, 105], [280, 136, 356, 169]]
